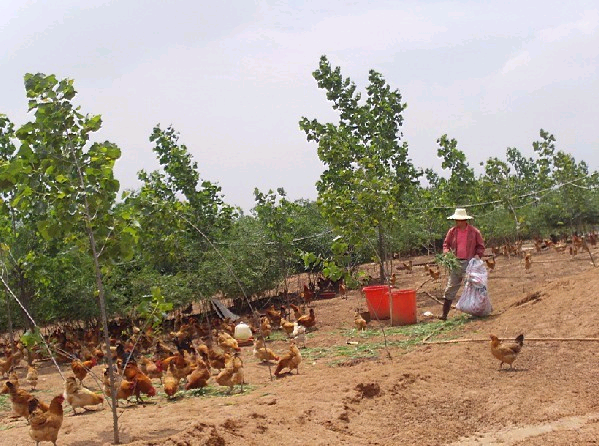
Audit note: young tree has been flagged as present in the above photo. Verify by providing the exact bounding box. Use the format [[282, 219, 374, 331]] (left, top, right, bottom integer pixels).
[[122, 125, 236, 308], [299, 56, 420, 281], [252, 188, 299, 297], [1, 73, 136, 444], [435, 134, 477, 207]]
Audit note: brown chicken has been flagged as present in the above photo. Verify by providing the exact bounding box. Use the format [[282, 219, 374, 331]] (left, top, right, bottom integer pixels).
[[354, 312, 367, 331], [8, 369, 19, 387], [260, 317, 272, 338], [203, 342, 228, 371], [160, 351, 192, 381], [163, 362, 181, 399], [524, 253, 532, 272], [297, 308, 316, 329], [215, 352, 244, 394], [338, 282, 347, 298], [0, 353, 14, 377], [217, 332, 240, 353], [274, 340, 302, 376], [26, 365, 39, 390], [140, 356, 163, 381], [427, 266, 440, 280], [184, 358, 211, 391], [302, 283, 315, 306], [253, 339, 279, 363], [390, 273, 397, 287], [490, 334, 524, 370], [265, 305, 283, 327], [154, 340, 174, 361], [65, 376, 104, 414], [280, 318, 297, 337], [115, 379, 136, 404], [103, 365, 138, 405], [485, 256, 496, 272], [289, 303, 303, 321], [123, 362, 157, 402], [2, 381, 49, 420], [71, 357, 97, 383], [28, 394, 64, 446]]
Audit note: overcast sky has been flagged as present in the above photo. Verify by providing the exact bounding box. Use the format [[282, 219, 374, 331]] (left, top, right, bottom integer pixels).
[[2, 0, 598, 211]]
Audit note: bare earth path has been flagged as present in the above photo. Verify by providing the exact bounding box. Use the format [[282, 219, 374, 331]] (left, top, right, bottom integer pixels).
[[2, 246, 599, 445]]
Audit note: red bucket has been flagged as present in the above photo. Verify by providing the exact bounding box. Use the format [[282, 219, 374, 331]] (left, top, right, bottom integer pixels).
[[390, 289, 417, 326], [363, 286, 417, 325], [362, 285, 391, 319]]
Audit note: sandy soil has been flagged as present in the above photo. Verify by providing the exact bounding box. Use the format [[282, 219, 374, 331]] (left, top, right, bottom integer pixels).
[[2, 244, 599, 446]]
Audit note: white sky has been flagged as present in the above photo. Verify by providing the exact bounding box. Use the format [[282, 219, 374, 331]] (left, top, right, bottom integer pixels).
[[2, 0, 598, 211]]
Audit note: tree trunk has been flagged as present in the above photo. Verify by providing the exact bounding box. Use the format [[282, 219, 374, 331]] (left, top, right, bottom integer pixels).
[[5, 294, 15, 354], [378, 224, 386, 282], [17, 266, 34, 330], [87, 224, 120, 444]]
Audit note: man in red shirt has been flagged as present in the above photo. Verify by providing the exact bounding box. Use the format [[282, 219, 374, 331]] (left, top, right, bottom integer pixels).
[[439, 208, 485, 320]]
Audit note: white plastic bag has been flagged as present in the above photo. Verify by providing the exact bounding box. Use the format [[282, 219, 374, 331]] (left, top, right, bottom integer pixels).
[[456, 258, 492, 317]]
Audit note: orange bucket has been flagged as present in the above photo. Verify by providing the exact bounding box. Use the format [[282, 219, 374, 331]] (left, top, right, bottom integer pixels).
[[362, 285, 391, 319], [390, 289, 417, 326]]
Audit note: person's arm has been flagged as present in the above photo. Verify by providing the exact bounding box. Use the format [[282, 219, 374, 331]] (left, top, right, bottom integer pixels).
[[443, 227, 454, 253], [474, 228, 485, 258]]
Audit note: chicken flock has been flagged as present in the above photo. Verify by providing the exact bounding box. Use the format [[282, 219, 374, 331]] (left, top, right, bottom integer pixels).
[[0, 295, 319, 445]]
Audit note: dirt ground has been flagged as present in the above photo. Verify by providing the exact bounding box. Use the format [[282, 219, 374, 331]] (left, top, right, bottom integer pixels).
[[2, 244, 599, 446]]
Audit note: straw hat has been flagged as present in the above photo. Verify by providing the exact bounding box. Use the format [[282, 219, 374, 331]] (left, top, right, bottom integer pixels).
[[447, 207, 473, 220]]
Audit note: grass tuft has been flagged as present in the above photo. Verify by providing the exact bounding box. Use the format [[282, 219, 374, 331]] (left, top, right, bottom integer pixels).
[[0, 394, 9, 412], [321, 314, 472, 365], [156, 384, 256, 401]]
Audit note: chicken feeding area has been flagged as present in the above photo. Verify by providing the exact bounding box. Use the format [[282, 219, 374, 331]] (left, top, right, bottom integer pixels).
[[2, 243, 599, 445]]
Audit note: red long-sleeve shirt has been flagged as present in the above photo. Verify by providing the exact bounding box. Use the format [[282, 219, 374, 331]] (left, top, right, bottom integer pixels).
[[442, 224, 485, 260]]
